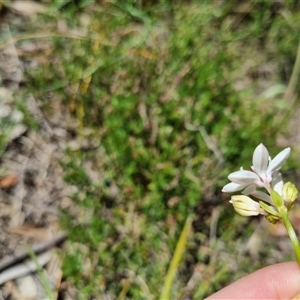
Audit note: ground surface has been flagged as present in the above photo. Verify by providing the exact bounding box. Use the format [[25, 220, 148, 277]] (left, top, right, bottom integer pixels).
[[1, 1, 300, 299]]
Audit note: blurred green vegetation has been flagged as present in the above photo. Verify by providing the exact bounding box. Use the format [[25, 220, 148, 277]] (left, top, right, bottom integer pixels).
[[5, 0, 300, 298]]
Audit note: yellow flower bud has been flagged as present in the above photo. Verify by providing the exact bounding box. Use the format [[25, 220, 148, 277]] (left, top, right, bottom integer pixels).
[[282, 182, 298, 209], [230, 195, 266, 217]]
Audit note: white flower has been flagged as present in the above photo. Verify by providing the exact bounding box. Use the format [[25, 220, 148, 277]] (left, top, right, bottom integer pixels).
[[230, 195, 266, 217], [252, 143, 290, 186], [222, 143, 290, 201]]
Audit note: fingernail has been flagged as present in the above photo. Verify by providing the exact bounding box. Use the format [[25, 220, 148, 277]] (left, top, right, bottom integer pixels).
[[291, 292, 300, 300]]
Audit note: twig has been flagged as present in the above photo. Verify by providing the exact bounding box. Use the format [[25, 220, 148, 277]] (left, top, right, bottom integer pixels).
[[0, 232, 67, 271], [0, 251, 52, 285]]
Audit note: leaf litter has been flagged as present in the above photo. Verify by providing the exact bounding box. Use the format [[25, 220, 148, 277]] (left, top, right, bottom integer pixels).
[[0, 14, 74, 300]]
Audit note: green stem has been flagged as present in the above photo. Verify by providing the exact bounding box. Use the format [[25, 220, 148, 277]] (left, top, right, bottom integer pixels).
[[281, 212, 300, 266]]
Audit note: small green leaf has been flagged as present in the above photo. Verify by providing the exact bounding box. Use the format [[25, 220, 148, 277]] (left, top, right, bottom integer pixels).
[[259, 201, 280, 217], [270, 189, 284, 209]]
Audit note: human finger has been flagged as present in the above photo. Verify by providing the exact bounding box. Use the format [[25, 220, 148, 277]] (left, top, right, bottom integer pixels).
[[205, 262, 300, 299]]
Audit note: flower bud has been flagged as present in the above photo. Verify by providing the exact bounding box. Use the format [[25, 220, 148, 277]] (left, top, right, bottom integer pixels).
[[265, 214, 281, 224], [230, 195, 265, 217], [282, 181, 298, 209]]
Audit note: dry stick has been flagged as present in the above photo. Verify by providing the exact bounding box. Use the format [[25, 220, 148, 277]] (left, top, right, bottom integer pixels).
[[0, 232, 67, 271], [0, 251, 52, 285]]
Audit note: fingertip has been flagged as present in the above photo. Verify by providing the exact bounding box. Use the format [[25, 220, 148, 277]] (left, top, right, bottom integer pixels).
[[205, 262, 300, 299], [291, 292, 300, 300]]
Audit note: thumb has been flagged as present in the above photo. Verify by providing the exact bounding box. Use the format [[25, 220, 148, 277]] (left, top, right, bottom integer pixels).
[[205, 262, 300, 299]]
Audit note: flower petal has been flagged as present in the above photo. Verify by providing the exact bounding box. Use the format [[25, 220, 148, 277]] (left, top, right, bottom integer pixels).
[[232, 209, 260, 217], [222, 182, 246, 193], [251, 190, 272, 203], [252, 143, 269, 179], [271, 172, 283, 195], [267, 147, 290, 175], [242, 184, 256, 195], [228, 170, 260, 184]]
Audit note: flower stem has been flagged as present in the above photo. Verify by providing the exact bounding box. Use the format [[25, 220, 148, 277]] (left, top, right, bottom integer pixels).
[[281, 212, 300, 266]]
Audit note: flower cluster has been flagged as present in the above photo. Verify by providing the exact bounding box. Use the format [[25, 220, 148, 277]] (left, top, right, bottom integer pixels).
[[223, 143, 298, 222]]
